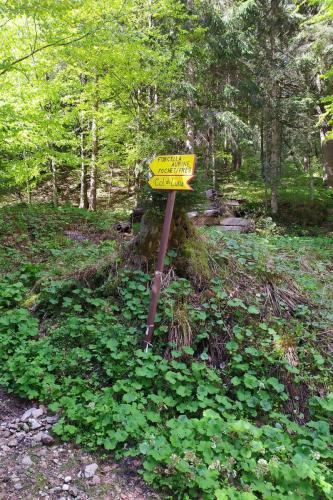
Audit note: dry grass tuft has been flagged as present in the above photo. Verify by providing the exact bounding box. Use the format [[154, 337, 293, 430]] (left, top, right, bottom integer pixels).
[[166, 306, 193, 357], [263, 278, 311, 317]]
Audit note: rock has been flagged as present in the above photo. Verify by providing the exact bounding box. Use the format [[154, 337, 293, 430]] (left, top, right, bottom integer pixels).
[[31, 408, 44, 419], [64, 476, 72, 483], [204, 208, 220, 217], [29, 418, 42, 430], [21, 409, 33, 422], [69, 486, 79, 497], [46, 415, 59, 425], [84, 463, 98, 478], [16, 432, 25, 442], [187, 211, 199, 219], [22, 455, 33, 467], [40, 432, 54, 445], [219, 217, 254, 233], [115, 221, 131, 233], [14, 482, 23, 490], [32, 432, 43, 443], [8, 438, 18, 447], [49, 486, 62, 494], [90, 475, 100, 485], [62, 484, 70, 491], [205, 188, 218, 200]]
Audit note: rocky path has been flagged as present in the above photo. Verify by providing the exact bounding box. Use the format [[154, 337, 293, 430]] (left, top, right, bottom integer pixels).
[[0, 388, 158, 500]]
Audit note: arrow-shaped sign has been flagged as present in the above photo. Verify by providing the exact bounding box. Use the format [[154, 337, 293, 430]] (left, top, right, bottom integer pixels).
[[148, 175, 194, 191], [149, 155, 196, 176]]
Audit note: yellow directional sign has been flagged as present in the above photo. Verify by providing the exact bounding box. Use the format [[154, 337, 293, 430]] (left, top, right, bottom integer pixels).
[[148, 175, 194, 191], [149, 155, 196, 176]]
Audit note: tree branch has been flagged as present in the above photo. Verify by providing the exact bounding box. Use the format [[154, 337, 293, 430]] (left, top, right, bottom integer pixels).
[[0, 30, 95, 76]]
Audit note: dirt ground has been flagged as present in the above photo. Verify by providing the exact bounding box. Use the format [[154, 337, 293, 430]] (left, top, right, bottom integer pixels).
[[0, 388, 159, 500]]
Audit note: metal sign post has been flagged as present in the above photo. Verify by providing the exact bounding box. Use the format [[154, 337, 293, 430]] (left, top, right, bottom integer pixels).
[[143, 154, 196, 350]]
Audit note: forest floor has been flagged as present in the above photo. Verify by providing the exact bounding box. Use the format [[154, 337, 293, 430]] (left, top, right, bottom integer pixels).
[[0, 198, 332, 498], [0, 205, 158, 499], [0, 387, 158, 500]]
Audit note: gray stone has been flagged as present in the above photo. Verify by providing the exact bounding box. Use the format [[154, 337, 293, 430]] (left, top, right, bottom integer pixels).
[[84, 463, 98, 478], [64, 476, 72, 483], [187, 211, 199, 219], [21, 409, 33, 422], [32, 432, 43, 443], [40, 432, 54, 445], [16, 432, 25, 442], [8, 438, 18, 447], [90, 475, 100, 485], [62, 484, 70, 491], [31, 408, 44, 419], [29, 418, 42, 430], [220, 217, 253, 233], [204, 209, 220, 217], [22, 455, 33, 467], [46, 415, 59, 424], [69, 486, 79, 497], [14, 482, 23, 490]]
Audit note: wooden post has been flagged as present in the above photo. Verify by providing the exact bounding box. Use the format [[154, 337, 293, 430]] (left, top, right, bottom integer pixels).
[[143, 191, 176, 350]]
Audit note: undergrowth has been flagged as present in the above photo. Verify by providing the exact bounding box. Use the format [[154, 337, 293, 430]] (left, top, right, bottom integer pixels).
[[0, 204, 332, 499]]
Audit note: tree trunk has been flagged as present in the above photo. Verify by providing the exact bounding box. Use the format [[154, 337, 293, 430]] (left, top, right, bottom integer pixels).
[[269, 0, 280, 215], [108, 163, 113, 208], [51, 157, 58, 207], [88, 95, 98, 211], [26, 180, 32, 204], [185, 0, 195, 154], [303, 155, 310, 172], [79, 125, 89, 209], [232, 149, 242, 171], [322, 136, 333, 187], [270, 117, 279, 214]]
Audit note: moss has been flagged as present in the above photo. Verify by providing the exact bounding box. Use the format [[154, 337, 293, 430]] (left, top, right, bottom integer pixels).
[[134, 208, 196, 262], [21, 293, 39, 308]]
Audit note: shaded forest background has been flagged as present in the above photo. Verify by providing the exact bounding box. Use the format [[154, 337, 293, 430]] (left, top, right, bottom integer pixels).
[[0, 0, 333, 217]]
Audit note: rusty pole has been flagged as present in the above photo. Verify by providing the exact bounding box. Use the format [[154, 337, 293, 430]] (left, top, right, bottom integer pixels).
[[144, 190, 176, 350]]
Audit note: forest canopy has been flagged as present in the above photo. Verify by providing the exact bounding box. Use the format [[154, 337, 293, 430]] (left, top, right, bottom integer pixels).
[[0, 0, 333, 212]]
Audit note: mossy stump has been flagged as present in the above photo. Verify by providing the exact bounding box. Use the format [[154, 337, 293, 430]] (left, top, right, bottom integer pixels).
[[131, 208, 211, 285]]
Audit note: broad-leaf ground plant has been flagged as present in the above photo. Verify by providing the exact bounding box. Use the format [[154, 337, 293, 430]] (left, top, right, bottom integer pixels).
[[0, 204, 332, 498]]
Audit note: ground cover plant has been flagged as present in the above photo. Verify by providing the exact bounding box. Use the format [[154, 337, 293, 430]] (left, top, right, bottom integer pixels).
[[1, 1, 333, 498], [0, 204, 332, 499]]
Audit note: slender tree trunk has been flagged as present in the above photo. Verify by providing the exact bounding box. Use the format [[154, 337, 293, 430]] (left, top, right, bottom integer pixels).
[[269, 0, 280, 215], [185, 0, 195, 154], [211, 127, 216, 189], [51, 157, 58, 207], [315, 72, 333, 186], [26, 180, 32, 204], [232, 149, 242, 171], [261, 111, 265, 179], [108, 163, 113, 208], [270, 117, 280, 214], [79, 123, 89, 209], [88, 87, 99, 211], [321, 132, 333, 187]]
